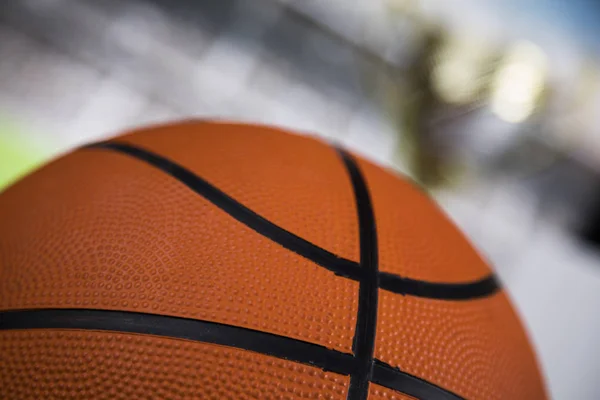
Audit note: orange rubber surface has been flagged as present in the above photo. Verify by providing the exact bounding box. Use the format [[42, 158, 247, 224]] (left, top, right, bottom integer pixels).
[[0, 121, 547, 399], [375, 290, 546, 400], [357, 157, 491, 283], [0, 329, 349, 399], [368, 384, 417, 400], [119, 121, 360, 263], [0, 149, 358, 353]]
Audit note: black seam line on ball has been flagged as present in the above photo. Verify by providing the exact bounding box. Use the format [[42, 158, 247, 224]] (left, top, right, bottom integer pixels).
[[372, 360, 464, 400], [83, 142, 500, 301], [0, 309, 353, 375], [0, 309, 464, 400], [336, 148, 379, 400], [379, 273, 500, 300], [83, 141, 359, 279]]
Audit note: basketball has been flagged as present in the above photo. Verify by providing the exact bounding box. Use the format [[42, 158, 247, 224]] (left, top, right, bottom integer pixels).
[[0, 121, 546, 399]]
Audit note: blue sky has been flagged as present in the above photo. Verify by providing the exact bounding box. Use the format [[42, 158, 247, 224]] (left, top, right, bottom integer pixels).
[[504, 0, 600, 54]]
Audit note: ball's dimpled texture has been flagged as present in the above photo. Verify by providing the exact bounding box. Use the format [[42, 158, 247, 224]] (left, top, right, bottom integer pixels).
[[0, 121, 546, 399], [375, 291, 540, 400], [368, 384, 417, 400], [120, 122, 361, 263], [0, 330, 349, 399], [356, 158, 491, 282], [0, 148, 359, 352]]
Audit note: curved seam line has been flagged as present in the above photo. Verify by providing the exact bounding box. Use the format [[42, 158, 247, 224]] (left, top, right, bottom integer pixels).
[[0, 309, 464, 400], [83, 141, 360, 278], [337, 148, 379, 400], [82, 142, 501, 300]]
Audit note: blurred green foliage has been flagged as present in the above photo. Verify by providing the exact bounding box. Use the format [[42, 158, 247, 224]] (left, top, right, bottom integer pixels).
[[0, 118, 47, 191]]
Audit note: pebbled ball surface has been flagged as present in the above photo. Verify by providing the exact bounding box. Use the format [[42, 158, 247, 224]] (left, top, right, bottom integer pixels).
[[0, 148, 359, 353], [0, 121, 547, 399], [0, 329, 349, 399], [368, 384, 417, 400]]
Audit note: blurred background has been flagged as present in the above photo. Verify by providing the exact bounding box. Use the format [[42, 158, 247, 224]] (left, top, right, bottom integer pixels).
[[1, 0, 600, 397]]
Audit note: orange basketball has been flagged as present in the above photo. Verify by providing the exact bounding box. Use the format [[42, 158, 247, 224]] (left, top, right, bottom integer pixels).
[[0, 121, 546, 399]]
